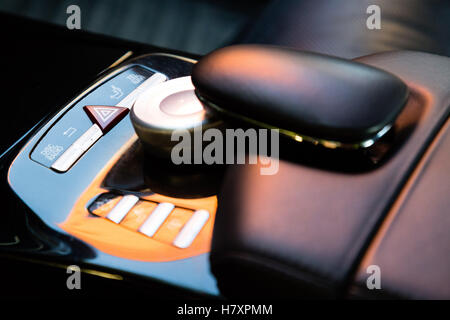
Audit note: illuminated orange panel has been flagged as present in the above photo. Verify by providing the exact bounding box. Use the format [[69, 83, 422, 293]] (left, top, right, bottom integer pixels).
[[58, 136, 218, 262], [120, 200, 157, 231], [91, 196, 122, 217], [153, 208, 194, 244]]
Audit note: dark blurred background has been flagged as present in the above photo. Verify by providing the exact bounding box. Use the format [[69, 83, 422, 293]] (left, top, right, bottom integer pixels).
[[0, 0, 267, 55]]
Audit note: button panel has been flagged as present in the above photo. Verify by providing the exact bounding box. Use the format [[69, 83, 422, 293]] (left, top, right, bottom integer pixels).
[[30, 66, 162, 168], [89, 193, 210, 248]]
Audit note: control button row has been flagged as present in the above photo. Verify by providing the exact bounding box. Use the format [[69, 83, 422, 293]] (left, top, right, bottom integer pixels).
[[50, 73, 167, 172], [51, 124, 103, 172], [81, 73, 167, 134], [31, 66, 157, 168], [31, 70, 167, 169], [102, 195, 209, 248]]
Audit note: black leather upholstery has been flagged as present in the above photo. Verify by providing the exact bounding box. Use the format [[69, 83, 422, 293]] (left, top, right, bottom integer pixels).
[[208, 0, 450, 299], [352, 120, 450, 299], [237, 0, 450, 59]]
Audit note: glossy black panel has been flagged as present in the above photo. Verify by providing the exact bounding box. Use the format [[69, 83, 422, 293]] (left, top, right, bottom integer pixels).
[[0, 13, 215, 297], [5, 53, 220, 296]]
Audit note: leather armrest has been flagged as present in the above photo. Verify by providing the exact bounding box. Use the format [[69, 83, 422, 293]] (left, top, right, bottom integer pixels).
[[210, 51, 450, 298]]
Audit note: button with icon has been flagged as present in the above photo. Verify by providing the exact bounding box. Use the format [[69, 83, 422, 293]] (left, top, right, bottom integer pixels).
[[84, 105, 129, 133]]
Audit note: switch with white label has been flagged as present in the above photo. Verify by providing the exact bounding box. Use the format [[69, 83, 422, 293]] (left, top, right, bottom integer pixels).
[[173, 210, 210, 248], [139, 203, 175, 237]]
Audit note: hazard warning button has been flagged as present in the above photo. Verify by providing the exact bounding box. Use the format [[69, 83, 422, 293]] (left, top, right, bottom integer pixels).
[[83, 105, 129, 133]]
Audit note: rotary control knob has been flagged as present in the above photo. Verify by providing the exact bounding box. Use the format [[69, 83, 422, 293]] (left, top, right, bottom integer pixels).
[[131, 76, 222, 159]]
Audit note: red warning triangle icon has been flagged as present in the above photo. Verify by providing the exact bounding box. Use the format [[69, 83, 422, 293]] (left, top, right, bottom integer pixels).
[[84, 105, 129, 133]]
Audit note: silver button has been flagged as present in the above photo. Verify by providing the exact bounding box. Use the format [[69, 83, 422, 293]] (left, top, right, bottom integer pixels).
[[139, 202, 174, 237], [173, 209, 209, 248], [51, 124, 103, 172], [73, 123, 103, 150], [132, 76, 208, 131], [117, 72, 167, 109], [106, 194, 139, 224]]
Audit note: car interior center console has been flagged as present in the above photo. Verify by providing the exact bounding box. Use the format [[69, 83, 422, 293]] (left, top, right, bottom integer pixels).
[[2, 40, 450, 299], [6, 53, 222, 296]]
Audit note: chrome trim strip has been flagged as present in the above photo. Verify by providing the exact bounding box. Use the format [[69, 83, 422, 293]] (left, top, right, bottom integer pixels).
[[107, 51, 134, 69]]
